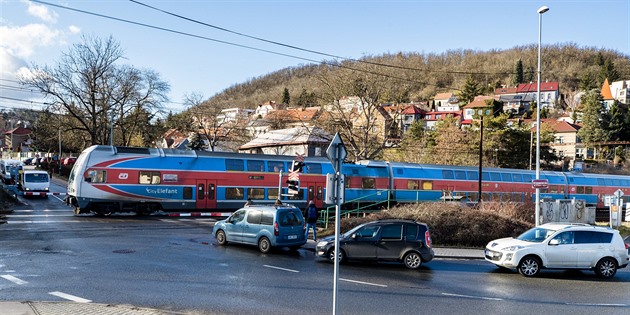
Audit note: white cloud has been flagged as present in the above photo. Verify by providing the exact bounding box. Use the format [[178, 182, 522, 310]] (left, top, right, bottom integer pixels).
[[68, 25, 81, 34], [23, 0, 58, 23], [0, 24, 61, 58]]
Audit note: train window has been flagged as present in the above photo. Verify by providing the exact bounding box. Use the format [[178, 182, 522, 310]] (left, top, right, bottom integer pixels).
[[513, 174, 523, 182], [305, 163, 322, 174], [139, 171, 160, 185], [577, 186, 584, 194], [345, 177, 351, 188], [549, 185, 558, 193], [442, 170, 454, 179], [247, 160, 265, 172], [308, 186, 314, 201], [362, 178, 376, 189], [197, 184, 205, 200], [267, 161, 284, 172], [183, 187, 193, 199], [585, 186, 592, 194], [523, 174, 533, 183], [208, 184, 215, 200], [597, 179, 605, 186], [492, 193, 501, 201], [490, 173, 501, 181], [422, 180, 433, 190], [467, 171, 479, 180], [482, 172, 490, 180], [501, 173, 512, 182], [86, 170, 106, 183], [455, 171, 466, 180], [605, 179, 614, 186], [317, 186, 323, 200], [226, 188, 244, 200], [288, 189, 304, 200], [226, 159, 244, 171], [268, 188, 279, 200], [408, 180, 420, 190], [247, 188, 265, 200], [613, 179, 621, 186]]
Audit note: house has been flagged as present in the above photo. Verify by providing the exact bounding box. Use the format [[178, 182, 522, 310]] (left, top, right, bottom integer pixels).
[[254, 101, 280, 119], [499, 94, 533, 114], [238, 126, 330, 157], [602, 79, 630, 107], [157, 128, 190, 150], [530, 119, 581, 165], [433, 92, 461, 111], [516, 81, 560, 109], [4, 127, 32, 152], [423, 111, 462, 130]]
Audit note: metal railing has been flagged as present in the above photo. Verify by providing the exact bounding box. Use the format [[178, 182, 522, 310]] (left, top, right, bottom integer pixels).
[[321, 189, 393, 229]]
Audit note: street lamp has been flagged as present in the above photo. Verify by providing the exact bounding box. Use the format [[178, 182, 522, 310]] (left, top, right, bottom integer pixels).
[[478, 109, 484, 204], [535, 5, 549, 226]]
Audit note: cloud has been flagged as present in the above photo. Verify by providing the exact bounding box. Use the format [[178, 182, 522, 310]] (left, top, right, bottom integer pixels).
[[23, 0, 58, 23], [0, 24, 61, 58], [68, 25, 81, 34]]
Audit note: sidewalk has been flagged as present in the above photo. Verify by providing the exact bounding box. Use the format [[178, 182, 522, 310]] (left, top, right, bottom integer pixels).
[[1, 245, 483, 315]]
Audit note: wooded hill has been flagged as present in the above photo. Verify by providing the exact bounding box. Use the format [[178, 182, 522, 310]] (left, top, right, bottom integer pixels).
[[207, 43, 630, 108]]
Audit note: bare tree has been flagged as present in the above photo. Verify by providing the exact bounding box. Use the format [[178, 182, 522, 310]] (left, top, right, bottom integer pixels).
[[19, 35, 169, 148]]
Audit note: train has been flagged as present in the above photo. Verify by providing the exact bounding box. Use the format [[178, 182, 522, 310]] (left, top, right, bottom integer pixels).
[[65, 145, 630, 216]]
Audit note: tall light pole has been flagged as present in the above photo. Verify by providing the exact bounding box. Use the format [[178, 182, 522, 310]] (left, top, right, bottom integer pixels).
[[535, 5, 549, 226]]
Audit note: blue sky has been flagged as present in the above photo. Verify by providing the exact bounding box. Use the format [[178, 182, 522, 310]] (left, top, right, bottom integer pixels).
[[1, 0, 629, 114]]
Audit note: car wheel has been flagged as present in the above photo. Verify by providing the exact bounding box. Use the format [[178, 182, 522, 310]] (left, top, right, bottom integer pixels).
[[216, 230, 227, 245], [595, 257, 617, 279], [518, 256, 541, 277], [403, 252, 422, 269], [327, 247, 345, 263], [258, 236, 271, 253]]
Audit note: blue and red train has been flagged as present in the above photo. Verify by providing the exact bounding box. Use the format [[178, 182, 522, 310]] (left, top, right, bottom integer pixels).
[[65, 145, 630, 216]]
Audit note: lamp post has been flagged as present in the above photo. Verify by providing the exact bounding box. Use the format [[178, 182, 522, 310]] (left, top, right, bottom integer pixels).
[[478, 109, 483, 204], [535, 5, 549, 226]]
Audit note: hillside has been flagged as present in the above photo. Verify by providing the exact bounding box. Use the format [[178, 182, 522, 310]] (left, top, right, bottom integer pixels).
[[207, 43, 630, 108]]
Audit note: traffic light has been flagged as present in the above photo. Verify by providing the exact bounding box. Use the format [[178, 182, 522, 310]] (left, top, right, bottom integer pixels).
[[286, 179, 300, 194], [291, 160, 304, 173]]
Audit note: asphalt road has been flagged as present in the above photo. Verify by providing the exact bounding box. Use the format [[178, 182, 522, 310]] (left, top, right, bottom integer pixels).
[[1, 191, 630, 315]]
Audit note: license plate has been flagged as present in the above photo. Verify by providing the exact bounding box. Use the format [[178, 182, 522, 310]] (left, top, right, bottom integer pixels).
[[288, 235, 297, 240]]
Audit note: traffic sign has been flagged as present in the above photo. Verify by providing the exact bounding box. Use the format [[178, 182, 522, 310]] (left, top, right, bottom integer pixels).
[[614, 189, 624, 198], [326, 133, 347, 172], [532, 179, 548, 189]]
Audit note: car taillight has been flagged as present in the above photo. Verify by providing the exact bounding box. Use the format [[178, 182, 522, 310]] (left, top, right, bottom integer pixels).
[[274, 222, 279, 236], [425, 230, 432, 248], [625, 243, 629, 250]]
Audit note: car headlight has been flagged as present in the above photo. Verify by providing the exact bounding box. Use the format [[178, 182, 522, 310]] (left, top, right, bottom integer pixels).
[[501, 245, 524, 251], [317, 241, 328, 247]]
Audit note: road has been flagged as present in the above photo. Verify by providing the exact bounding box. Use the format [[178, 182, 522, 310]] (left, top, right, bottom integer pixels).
[[1, 187, 629, 315]]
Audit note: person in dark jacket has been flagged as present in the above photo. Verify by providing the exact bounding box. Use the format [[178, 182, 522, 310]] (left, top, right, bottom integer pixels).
[[304, 200, 318, 241]]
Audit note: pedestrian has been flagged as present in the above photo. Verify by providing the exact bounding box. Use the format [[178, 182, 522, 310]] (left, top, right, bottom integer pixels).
[[274, 199, 282, 206], [304, 200, 318, 241], [244, 198, 253, 206]]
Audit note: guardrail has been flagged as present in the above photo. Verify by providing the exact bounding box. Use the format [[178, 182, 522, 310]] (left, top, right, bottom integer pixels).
[[321, 189, 394, 229]]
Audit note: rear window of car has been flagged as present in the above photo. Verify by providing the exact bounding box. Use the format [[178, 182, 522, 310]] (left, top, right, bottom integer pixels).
[[277, 210, 302, 227], [261, 212, 274, 225], [405, 224, 419, 240], [574, 231, 613, 244], [246, 210, 262, 224]]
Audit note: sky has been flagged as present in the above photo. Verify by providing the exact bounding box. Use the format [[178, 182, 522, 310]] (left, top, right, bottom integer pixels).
[[1, 0, 629, 114]]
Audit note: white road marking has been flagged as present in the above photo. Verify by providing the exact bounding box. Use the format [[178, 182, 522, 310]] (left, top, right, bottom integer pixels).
[[441, 292, 503, 301], [11, 209, 70, 213], [263, 265, 299, 273], [340, 278, 387, 288], [7, 221, 85, 224], [1, 274, 28, 285], [565, 302, 627, 307], [49, 291, 92, 303], [8, 214, 73, 217]]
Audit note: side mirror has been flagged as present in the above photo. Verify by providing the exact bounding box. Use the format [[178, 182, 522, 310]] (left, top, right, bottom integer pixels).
[[549, 239, 559, 246]]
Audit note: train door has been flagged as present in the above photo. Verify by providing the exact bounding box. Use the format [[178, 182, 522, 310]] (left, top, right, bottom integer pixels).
[[305, 182, 324, 208], [196, 179, 217, 210]]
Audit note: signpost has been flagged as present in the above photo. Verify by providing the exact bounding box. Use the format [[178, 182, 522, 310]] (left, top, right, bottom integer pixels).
[[611, 189, 624, 228], [531, 179, 549, 189], [325, 133, 346, 315]]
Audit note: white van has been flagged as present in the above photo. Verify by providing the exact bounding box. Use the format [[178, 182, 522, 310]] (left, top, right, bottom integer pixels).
[[19, 170, 50, 197], [0, 159, 23, 184]]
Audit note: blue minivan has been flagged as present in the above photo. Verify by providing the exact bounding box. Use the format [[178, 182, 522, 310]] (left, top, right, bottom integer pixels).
[[214, 204, 307, 253]]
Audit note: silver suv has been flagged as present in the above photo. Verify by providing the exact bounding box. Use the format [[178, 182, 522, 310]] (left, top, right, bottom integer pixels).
[[485, 223, 630, 279]]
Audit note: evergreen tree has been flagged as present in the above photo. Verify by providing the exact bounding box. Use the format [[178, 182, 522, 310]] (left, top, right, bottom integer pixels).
[[577, 89, 609, 159], [607, 101, 630, 141], [281, 87, 290, 105], [598, 58, 619, 85], [457, 75, 480, 104], [578, 71, 597, 91], [512, 59, 524, 85], [186, 132, 207, 151], [524, 65, 535, 83]]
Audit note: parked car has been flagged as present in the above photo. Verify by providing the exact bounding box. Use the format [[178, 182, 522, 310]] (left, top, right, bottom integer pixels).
[[315, 219, 434, 269], [22, 157, 33, 165], [485, 223, 630, 279], [63, 157, 77, 166], [213, 204, 306, 253]]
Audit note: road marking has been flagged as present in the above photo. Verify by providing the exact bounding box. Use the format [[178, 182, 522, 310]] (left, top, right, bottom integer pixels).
[[340, 278, 387, 288], [1, 274, 28, 285], [8, 214, 73, 217], [263, 265, 299, 273], [441, 292, 503, 301], [49, 291, 92, 303], [565, 302, 627, 307], [7, 220, 85, 224]]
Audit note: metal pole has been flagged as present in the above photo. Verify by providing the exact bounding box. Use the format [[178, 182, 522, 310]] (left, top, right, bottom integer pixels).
[[535, 5, 549, 226], [332, 145, 342, 315], [478, 114, 483, 204]]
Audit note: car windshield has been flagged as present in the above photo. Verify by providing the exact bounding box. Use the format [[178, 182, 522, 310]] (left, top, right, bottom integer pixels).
[[342, 224, 365, 238], [517, 227, 555, 243]]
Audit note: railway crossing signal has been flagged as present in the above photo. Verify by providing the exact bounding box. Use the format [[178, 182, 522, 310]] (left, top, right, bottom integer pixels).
[[286, 154, 305, 195]]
